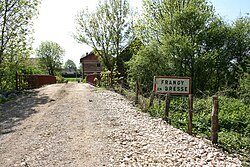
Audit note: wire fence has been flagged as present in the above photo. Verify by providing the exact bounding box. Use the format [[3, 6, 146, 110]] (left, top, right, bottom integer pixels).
[[148, 92, 249, 134], [110, 80, 249, 163]]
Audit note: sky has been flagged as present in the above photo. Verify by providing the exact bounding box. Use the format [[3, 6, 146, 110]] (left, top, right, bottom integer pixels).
[[32, 0, 142, 66], [210, 0, 249, 22], [32, 0, 250, 66]]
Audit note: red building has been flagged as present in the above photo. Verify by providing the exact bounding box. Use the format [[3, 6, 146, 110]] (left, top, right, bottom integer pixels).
[[80, 52, 102, 84]]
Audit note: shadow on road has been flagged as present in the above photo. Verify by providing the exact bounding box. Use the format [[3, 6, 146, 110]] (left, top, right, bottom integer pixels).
[[0, 90, 50, 135]]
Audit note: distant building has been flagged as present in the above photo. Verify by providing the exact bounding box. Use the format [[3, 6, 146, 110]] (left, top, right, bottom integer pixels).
[[61, 68, 76, 76], [80, 52, 102, 84]]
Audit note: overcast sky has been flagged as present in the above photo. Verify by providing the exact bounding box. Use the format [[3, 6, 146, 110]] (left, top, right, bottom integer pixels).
[[32, 0, 250, 66]]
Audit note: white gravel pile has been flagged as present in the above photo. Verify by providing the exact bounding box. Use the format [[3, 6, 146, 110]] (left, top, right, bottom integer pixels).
[[95, 91, 241, 167]]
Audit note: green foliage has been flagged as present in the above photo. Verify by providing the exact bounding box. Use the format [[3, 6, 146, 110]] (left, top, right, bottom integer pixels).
[[219, 96, 250, 136], [100, 71, 112, 87], [130, 0, 217, 93], [219, 131, 250, 156], [56, 76, 82, 83], [0, 94, 7, 104], [36, 41, 65, 76], [81, 77, 87, 83], [237, 59, 250, 104], [0, 63, 17, 92], [64, 78, 81, 82], [117, 38, 144, 84], [148, 99, 165, 118], [0, 0, 40, 93], [238, 72, 250, 104], [228, 17, 250, 75], [23, 58, 46, 74], [55, 76, 65, 83], [129, 0, 250, 97], [128, 41, 173, 93]]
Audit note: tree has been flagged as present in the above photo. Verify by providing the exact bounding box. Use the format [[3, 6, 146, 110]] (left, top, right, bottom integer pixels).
[[0, 0, 40, 92], [130, 0, 217, 93], [227, 17, 250, 80], [130, 0, 250, 96], [214, 17, 250, 97], [117, 38, 143, 85], [36, 41, 65, 76], [64, 59, 76, 70], [74, 0, 133, 84], [128, 41, 173, 93]]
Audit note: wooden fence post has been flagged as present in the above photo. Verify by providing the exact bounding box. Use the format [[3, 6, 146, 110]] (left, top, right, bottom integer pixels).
[[211, 95, 219, 144], [135, 79, 139, 104], [165, 94, 170, 123], [188, 94, 193, 135], [16, 71, 19, 91], [148, 91, 155, 109]]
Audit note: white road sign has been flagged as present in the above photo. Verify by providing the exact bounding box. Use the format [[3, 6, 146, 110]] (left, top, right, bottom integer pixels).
[[153, 76, 191, 95]]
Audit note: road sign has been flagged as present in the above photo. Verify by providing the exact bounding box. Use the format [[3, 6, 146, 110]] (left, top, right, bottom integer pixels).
[[153, 76, 191, 95]]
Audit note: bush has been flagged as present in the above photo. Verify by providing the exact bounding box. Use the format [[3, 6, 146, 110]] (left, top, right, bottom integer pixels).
[[239, 73, 250, 104], [56, 76, 65, 83], [219, 131, 250, 151], [219, 96, 250, 136], [0, 94, 7, 103]]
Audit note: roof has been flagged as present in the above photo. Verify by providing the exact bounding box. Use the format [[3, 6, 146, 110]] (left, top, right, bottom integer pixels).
[[80, 52, 99, 63]]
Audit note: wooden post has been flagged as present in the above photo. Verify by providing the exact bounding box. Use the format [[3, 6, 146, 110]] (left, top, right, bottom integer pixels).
[[211, 95, 219, 144], [188, 94, 193, 135], [165, 94, 170, 123], [16, 71, 19, 91], [135, 79, 139, 104], [148, 91, 155, 109]]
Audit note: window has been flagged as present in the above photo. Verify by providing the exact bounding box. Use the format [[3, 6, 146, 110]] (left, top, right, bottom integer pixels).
[[97, 63, 101, 67]]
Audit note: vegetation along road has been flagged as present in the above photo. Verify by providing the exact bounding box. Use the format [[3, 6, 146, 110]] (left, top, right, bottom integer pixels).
[[0, 83, 242, 166]]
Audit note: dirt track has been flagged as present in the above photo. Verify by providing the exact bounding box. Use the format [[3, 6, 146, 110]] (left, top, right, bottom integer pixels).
[[0, 83, 242, 166]]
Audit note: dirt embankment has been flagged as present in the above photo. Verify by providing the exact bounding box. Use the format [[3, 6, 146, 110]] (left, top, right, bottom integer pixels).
[[0, 83, 241, 166]]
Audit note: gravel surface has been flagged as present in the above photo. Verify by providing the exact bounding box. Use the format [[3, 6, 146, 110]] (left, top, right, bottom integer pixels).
[[0, 83, 241, 166]]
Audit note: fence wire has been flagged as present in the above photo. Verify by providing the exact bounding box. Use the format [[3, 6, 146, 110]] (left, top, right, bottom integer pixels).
[[110, 81, 249, 164]]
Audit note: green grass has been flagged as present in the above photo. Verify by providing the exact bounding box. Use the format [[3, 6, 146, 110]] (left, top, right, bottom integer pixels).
[[64, 78, 81, 82]]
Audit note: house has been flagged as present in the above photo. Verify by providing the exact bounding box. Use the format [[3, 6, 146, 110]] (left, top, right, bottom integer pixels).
[[61, 68, 76, 78], [80, 52, 102, 84]]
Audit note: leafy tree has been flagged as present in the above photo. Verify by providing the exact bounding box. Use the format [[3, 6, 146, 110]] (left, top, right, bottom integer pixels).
[[128, 41, 173, 93], [36, 41, 65, 76], [116, 38, 143, 85], [64, 59, 76, 70], [130, 0, 218, 93], [230, 17, 250, 74], [128, 0, 250, 98], [239, 71, 250, 104], [226, 17, 250, 87], [204, 17, 250, 96], [0, 0, 40, 92], [74, 0, 133, 85], [21, 58, 45, 75]]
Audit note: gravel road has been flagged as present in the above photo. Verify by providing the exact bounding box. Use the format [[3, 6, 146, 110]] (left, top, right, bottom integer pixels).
[[0, 83, 241, 166]]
